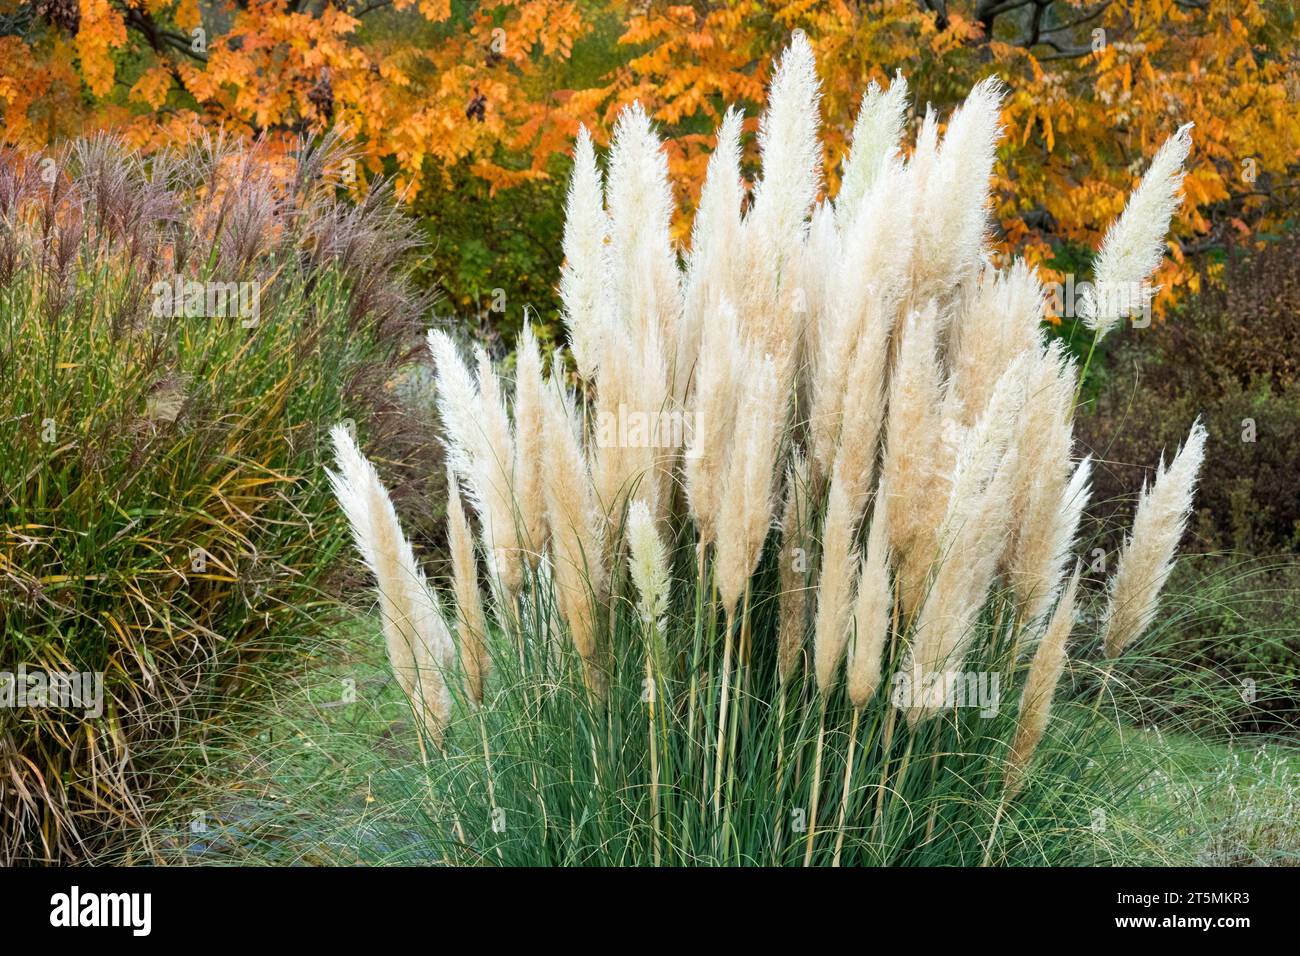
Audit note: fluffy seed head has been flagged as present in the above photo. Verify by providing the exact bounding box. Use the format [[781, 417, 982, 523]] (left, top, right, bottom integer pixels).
[[560, 125, 609, 380], [1101, 420, 1207, 658], [847, 490, 892, 709], [328, 424, 452, 741], [513, 319, 548, 565], [714, 352, 785, 617], [1006, 563, 1082, 795], [836, 72, 909, 227], [627, 498, 670, 628], [1081, 124, 1194, 337]]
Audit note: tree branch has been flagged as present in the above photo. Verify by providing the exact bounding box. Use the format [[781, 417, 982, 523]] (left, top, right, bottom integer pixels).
[[120, 6, 209, 64], [919, 0, 950, 31]]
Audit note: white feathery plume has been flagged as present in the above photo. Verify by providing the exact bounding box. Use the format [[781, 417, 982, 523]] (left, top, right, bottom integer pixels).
[[605, 102, 682, 359], [794, 199, 840, 388], [940, 352, 1031, 557], [428, 330, 523, 597], [474, 345, 523, 595], [810, 158, 912, 483], [592, 314, 671, 530], [627, 498, 670, 628], [813, 462, 863, 692], [847, 489, 892, 709], [684, 298, 743, 546], [882, 305, 948, 614], [730, 31, 822, 388], [539, 374, 608, 688], [1002, 344, 1089, 623], [513, 319, 548, 566], [680, 108, 745, 392], [1081, 124, 1194, 337], [950, 259, 1045, 426], [910, 78, 1004, 313], [1101, 419, 1207, 658], [1006, 562, 1082, 795], [836, 71, 909, 227], [427, 328, 482, 483], [714, 351, 785, 617], [328, 424, 452, 742], [900, 360, 1026, 726], [1015, 454, 1092, 627], [560, 125, 609, 380], [748, 30, 823, 260]]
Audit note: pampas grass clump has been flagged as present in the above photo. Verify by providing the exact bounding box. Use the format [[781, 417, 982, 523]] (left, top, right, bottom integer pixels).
[[326, 34, 1208, 864]]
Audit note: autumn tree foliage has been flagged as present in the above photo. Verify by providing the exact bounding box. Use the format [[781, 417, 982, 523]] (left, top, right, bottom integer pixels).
[[2, 0, 1297, 305], [594, 0, 1300, 306], [0, 0, 588, 197]]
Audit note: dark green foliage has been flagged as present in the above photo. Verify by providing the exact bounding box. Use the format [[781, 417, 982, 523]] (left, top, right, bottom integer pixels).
[[411, 162, 568, 354]]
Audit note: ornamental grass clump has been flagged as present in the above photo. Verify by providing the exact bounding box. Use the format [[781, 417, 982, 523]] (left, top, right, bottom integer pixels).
[[0, 134, 430, 863], [329, 34, 1208, 865]]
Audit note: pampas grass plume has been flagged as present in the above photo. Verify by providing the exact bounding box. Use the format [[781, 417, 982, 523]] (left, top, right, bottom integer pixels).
[[846, 490, 891, 709], [1006, 562, 1081, 795], [1082, 124, 1193, 337], [714, 352, 784, 617], [1101, 419, 1207, 658], [560, 125, 609, 380], [627, 499, 670, 628], [328, 424, 452, 742]]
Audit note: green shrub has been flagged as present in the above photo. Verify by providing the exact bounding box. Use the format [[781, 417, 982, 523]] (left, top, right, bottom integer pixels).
[[411, 161, 567, 350], [0, 135, 434, 862]]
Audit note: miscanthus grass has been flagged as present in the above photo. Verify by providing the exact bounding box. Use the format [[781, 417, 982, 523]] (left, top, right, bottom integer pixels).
[[323, 35, 1216, 865]]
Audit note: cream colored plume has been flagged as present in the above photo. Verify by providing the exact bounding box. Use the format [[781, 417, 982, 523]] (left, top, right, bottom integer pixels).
[[539, 373, 608, 677], [794, 200, 840, 383], [428, 330, 523, 596], [513, 320, 548, 566], [900, 362, 1026, 726], [836, 71, 909, 227], [748, 30, 823, 262], [446, 466, 489, 705], [847, 489, 891, 709], [882, 305, 948, 614], [680, 108, 745, 392], [327, 424, 452, 742], [559, 125, 609, 380], [1006, 563, 1081, 795], [605, 102, 682, 362], [1101, 419, 1206, 658], [777, 449, 812, 683], [592, 314, 672, 531], [592, 106, 678, 531], [475, 345, 523, 595], [1081, 124, 1193, 337], [731, 30, 821, 388], [911, 78, 1004, 312], [810, 158, 911, 484], [714, 352, 785, 617], [684, 298, 743, 546], [950, 260, 1045, 426], [1002, 343, 1087, 623], [813, 462, 864, 692], [627, 498, 670, 628]]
